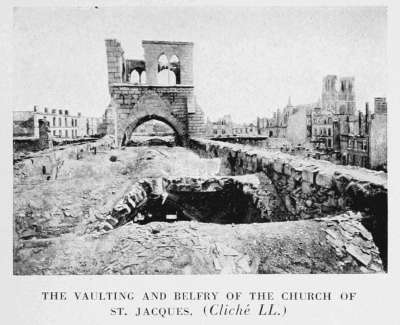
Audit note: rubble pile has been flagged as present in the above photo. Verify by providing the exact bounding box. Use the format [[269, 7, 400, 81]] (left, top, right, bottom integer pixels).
[[14, 215, 383, 275], [13, 144, 386, 275], [14, 136, 115, 182], [100, 179, 154, 230], [318, 211, 383, 273]]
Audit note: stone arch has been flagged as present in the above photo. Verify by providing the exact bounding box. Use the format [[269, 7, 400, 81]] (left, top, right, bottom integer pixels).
[[118, 92, 187, 146], [123, 114, 185, 146], [157, 53, 180, 86]]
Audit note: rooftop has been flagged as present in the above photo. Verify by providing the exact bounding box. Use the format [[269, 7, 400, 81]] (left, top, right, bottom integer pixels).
[[142, 40, 194, 46]]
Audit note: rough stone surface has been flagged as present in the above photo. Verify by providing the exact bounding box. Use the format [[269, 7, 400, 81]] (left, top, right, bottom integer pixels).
[[14, 213, 382, 275], [189, 138, 388, 267], [13, 144, 385, 274]]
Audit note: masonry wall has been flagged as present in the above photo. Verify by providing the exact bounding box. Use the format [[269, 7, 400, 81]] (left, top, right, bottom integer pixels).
[[13, 139, 42, 153], [188, 101, 206, 137], [369, 113, 387, 170], [110, 85, 194, 143], [188, 138, 388, 266], [105, 39, 124, 88], [14, 137, 115, 181], [13, 111, 38, 138]]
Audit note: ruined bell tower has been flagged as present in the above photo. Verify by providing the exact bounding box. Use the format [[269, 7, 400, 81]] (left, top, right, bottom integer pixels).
[[105, 39, 205, 146]]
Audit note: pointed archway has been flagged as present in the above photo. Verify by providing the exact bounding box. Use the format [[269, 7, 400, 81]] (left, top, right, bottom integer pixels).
[[117, 91, 187, 146]]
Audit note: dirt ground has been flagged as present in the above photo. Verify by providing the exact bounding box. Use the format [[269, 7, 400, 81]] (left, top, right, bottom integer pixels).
[[13, 145, 383, 275]]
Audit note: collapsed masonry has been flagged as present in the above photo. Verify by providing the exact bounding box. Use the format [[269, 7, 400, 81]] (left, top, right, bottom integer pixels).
[[96, 139, 386, 272], [101, 175, 274, 229], [99, 175, 383, 274], [188, 138, 388, 268], [13, 137, 386, 274]]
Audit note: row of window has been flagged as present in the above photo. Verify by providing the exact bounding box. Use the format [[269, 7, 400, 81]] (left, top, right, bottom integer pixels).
[[314, 127, 332, 136], [343, 154, 369, 168], [129, 54, 181, 86], [47, 116, 78, 128], [316, 138, 332, 149], [313, 117, 333, 125], [348, 139, 368, 151], [212, 128, 257, 135], [52, 129, 78, 138], [213, 129, 226, 135]]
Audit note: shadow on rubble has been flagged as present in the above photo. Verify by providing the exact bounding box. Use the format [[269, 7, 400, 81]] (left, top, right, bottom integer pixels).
[[134, 184, 263, 225]]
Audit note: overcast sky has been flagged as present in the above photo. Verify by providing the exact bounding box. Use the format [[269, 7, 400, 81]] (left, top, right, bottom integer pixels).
[[13, 6, 387, 122]]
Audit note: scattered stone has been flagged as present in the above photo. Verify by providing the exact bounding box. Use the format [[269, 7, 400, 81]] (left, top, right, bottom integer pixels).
[[345, 244, 372, 266]]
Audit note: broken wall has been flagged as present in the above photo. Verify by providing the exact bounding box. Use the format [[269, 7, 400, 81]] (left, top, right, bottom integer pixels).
[[189, 138, 388, 267]]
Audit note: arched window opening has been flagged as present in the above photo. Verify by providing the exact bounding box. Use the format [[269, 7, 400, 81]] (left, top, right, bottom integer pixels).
[[158, 54, 169, 85], [157, 53, 180, 86], [130, 70, 140, 84], [158, 54, 169, 71]]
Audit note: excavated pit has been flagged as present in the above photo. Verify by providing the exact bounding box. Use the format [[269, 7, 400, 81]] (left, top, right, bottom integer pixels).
[[119, 177, 268, 226]]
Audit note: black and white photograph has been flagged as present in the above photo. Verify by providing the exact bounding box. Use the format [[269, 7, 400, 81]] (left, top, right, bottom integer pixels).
[[11, 6, 389, 276]]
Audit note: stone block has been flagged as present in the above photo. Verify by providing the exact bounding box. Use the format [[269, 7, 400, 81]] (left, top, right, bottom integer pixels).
[[301, 181, 312, 194], [273, 159, 284, 174], [261, 157, 272, 171], [316, 171, 333, 188], [302, 167, 318, 184], [283, 163, 292, 176], [333, 172, 352, 193], [291, 166, 303, 181]]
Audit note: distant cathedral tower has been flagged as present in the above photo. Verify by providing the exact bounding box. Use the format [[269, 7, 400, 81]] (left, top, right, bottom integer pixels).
[[338, 77, 355, 115], [321, 75, 355, 115]]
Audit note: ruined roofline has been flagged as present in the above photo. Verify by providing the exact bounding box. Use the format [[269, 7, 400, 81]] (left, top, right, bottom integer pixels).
[[142, 40, 194, 46]]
